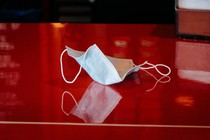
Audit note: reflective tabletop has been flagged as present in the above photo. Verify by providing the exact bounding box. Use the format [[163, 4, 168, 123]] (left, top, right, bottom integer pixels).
[[0, 23, 210, 140]]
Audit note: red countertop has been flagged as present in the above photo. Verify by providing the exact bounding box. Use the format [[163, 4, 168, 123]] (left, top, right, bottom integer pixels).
[[0, 23, 210, 140]]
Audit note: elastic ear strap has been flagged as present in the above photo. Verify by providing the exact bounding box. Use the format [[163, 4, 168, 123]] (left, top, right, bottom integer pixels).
[[60, 49, 83, 84], [61, 90, 87, 123], [142, 69, 171, 92], [138, 61, 171, 92], [61, 91, 79, 116], [139, 61, 171, 76]]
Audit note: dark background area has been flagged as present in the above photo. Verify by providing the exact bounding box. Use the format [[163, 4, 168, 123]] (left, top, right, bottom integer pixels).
[[0, 0, 175, 23]]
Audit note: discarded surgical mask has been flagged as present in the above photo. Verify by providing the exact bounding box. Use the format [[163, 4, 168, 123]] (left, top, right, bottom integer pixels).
[[61, 81, 122, 123], [60, 44, 171, 85]]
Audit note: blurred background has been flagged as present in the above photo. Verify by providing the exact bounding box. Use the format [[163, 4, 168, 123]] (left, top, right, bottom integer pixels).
[[0, 0, 175, 23]]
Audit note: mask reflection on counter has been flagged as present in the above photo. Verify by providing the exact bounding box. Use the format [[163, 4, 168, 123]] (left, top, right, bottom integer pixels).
[[175, 41, 210, 84], [61, 81, 122, 123]]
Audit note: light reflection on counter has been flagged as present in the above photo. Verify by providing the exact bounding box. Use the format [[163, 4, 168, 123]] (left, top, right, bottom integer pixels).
[[0, 36, 14, 51], [0, 23, 20, 31], [175, 96, 194, 107], [178, 70, 210, 84], [0, 71, 20, 86], [0, 92, 23, 108], [0, 55, 20, 68], [111, 36, 131, 58], [176, 40, 210, 84], [0, 23, 22, 120]]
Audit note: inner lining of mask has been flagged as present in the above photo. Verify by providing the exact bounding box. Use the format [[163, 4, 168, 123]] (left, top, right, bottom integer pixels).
[[66, 46, 84, 58], [107, 56, 138, 78]]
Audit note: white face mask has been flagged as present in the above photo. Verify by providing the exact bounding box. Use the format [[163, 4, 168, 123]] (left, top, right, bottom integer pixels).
[[60, 44, 171, 85]]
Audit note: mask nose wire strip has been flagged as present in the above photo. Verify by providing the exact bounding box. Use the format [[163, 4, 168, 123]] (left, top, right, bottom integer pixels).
[[138, 61, 171, 76], [60, 48, 86, 84]]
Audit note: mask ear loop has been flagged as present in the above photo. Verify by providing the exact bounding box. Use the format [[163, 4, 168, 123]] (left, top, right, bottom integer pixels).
[[61, 91, 87, 123], [142, 70, 171, 92], [60, 48, 85, 84], [139, 61, 171, 77], [138, 61, 171, 92], [61, 91, 79, 116]]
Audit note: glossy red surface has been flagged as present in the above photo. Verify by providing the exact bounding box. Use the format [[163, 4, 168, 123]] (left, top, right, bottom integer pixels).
[[0, 23, 210, 139]]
